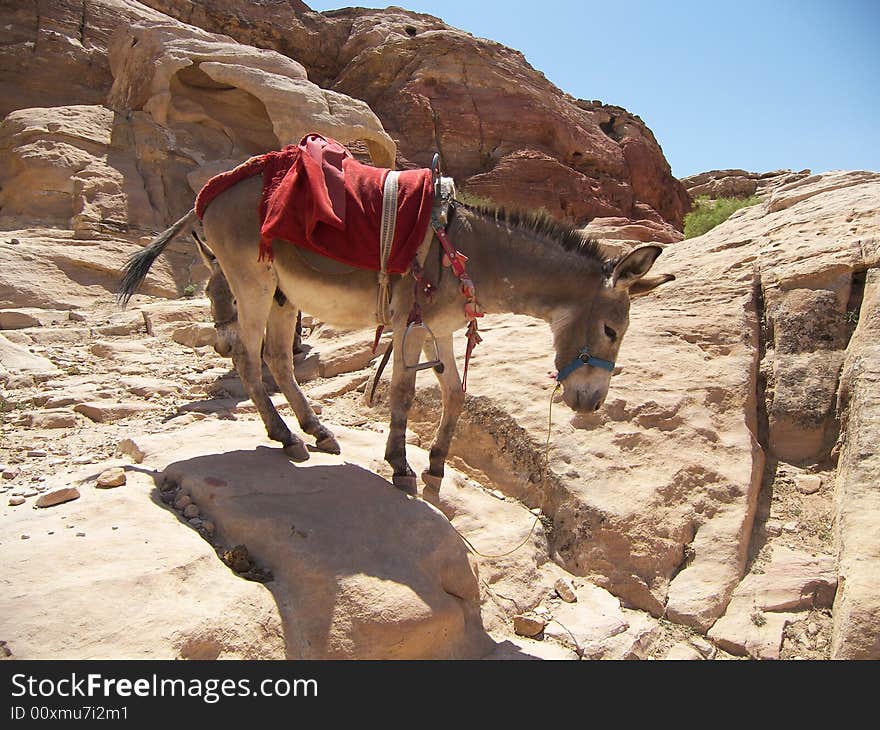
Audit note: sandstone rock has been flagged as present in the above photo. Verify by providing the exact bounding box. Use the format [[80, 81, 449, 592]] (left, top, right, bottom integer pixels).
[[582, 216, 684, 247], [513, 615, 546, 638], [305, 325, 388, 380], [74, 400, 155, 423], [174, 493, 192, 511], [483, 635, 579, 660], [0, 308, 70, 329], [680, 169, 811, 201], [142, 2, 688, 229], [183, 503, 200, 519], [305, 372, 371, 401], [794, 474, 822, 495], [689, 636, 716, 658], [26, 409, 80, 430], [120, 376, 181, 398], [708, 545, 836, 659], [708, 609, 796, 660], [89, 340, 153, 364], [95, 311, 146, 336], [140, 300, 213, 335], [832, 269, 880, 659], [96, 467, 126, 489], [171, 323, 216, 349], [107, 18, 394, 166], [663, 642, 704, 660], [35, 487, 80, 508], [1, 466, 286, 659], [8, 496, 25, 506], [542, 582, 630, 657], [26, 327, 89, 345], [554, 577, 578, 603], [0, 333, 59, 374], [131, 419, 489, 658]]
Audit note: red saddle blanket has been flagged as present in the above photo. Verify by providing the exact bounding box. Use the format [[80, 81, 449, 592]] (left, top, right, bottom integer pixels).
[[194, 134, 434, 273]]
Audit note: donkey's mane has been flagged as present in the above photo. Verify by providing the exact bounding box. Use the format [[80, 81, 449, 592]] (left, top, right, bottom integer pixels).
[[452, 200, 615, 271]]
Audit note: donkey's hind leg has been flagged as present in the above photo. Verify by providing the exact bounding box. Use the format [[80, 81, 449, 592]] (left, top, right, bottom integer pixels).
[[231, 282, 310, 462], [421, 334, 463, 504], [264, 295, 341, 454]]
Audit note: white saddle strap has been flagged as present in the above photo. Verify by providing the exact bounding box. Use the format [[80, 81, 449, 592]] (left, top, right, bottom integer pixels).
[[377, 170, 400, 326]]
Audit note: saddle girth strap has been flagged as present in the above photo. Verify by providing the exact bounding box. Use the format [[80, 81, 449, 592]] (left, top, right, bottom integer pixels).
[[376, 170, 400, 326]]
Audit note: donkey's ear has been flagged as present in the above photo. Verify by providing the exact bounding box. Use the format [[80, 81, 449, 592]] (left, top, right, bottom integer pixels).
[[628, 273, 675, 298], [611, 245, 663, 290], [191, 230, 216, 267]]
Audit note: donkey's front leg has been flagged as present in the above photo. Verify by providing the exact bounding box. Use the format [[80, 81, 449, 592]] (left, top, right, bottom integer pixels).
[[385, 324, 426, 495], [421, 334, 463, 504]]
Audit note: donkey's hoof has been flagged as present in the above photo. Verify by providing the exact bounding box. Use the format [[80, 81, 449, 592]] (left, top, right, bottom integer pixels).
[[421, 470, 443, 492], [315, 435, 341, 455], [283, 441, 310, 462], [392, 474, 418, 496]]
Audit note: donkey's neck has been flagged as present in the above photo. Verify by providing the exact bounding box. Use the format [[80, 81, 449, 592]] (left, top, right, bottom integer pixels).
[[452, 210, 605, 322]]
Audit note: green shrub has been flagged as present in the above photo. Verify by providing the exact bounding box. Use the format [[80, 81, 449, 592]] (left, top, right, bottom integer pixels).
[[454, 189, 496, 209], [684, 195, 761, 239]]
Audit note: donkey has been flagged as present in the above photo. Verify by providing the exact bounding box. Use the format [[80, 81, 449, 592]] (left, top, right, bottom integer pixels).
[[119, 173, 673, 498]]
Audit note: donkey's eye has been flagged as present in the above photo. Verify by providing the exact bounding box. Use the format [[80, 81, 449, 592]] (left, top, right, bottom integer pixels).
[[604, 324, 617, 342]]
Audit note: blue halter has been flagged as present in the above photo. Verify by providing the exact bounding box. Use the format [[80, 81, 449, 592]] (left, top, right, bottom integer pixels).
[[556, 346, 615, 383]]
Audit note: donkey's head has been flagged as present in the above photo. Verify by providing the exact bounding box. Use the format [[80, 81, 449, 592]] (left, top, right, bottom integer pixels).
[[552, 245, 673, 413], [193, 233, 239, 358]]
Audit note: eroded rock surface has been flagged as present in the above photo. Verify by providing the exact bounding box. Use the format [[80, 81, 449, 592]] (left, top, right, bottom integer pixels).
[[138, 0, 690, 230]]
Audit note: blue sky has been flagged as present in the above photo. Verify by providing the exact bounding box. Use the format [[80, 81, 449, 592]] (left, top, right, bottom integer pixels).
[[306, 0, 879, 178]]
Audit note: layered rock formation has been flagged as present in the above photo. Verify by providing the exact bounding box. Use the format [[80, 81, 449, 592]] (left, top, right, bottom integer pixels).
[[0, 1, 393, 307], [681, 168, 812, 200], [137, 0, 690, 231]]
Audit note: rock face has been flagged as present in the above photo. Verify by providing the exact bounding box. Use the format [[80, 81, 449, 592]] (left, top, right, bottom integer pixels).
[[402, 170, 880, 645], [0, 0, 394, 310], [832, 269, 880, 659], [137, 1, 690, 230], [681, 168, 812, 200]]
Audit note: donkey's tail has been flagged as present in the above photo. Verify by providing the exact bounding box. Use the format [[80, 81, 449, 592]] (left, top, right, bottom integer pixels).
[[117, 209, 199, 306]]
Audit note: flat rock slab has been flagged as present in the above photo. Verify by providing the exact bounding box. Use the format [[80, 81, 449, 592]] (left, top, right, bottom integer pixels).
[[542, 582, 660, 659], [131, 419, 490, 659], [89, 340, 154, 365], [0, 333, 59, 374], [120, 375, 182, 398], [708, 609, 797, 660], [171, 323, 216, 349], [25, 409, 81, 429], [0, 308, 70, 329], [0, 468, 285, 659], [75, 400, 156, 423], [708, 545, 836, 659], [139, 300, 212, 335], [35, 487, 80, 508]]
